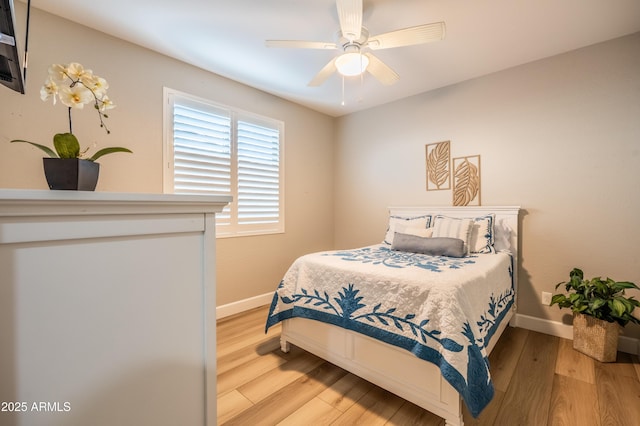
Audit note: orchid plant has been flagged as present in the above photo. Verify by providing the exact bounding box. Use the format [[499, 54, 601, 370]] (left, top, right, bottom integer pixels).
[[11, 62, 131, 161]]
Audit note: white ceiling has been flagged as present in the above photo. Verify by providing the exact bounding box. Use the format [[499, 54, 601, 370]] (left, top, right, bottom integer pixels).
[[25, 0, 640, 117]]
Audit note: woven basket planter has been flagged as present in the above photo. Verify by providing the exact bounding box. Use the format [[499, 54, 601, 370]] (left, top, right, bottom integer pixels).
[[572, 313, 620, 362]]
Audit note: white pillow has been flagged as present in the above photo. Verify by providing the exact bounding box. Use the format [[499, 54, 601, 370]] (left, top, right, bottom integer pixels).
[[396, 225, 433, 239], [432, 216, 473, 255], [383, 215, 431, 245], [469, 214, 496, 254], [493, 218, 512, 252]]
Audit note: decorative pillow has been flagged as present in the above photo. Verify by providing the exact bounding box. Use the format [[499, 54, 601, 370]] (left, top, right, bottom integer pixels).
[[493, 218, 512, 252], [431, 216, 473, 255], [383, 215, 431, 245], [392, 233, 465, 258], [396, 225, 433, 238], [469, 214, 496, 254]]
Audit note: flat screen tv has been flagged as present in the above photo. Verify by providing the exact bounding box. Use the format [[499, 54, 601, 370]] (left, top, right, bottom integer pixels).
[[0, 0, 25, 94]]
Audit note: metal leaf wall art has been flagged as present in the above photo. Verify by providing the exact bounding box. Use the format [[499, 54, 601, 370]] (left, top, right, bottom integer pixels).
[[452, 155, 481, 206], [425, 141, 450, 191]]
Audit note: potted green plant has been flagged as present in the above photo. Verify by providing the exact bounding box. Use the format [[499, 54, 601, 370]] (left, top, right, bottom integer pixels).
[[11, 62, 131, 190], [550, 267, 640, 362]]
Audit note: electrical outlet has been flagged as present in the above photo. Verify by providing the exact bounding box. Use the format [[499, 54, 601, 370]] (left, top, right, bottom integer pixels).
[[542, 291, 552, 305]]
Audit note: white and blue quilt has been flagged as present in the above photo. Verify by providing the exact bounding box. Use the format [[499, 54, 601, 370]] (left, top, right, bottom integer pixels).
[[265, 245, 514, 417]]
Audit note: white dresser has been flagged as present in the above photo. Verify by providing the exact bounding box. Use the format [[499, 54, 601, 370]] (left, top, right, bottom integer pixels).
[[0, 190, 230, 426]]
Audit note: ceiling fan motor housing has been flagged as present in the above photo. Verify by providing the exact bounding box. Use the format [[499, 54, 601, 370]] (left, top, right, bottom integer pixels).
[[336, 27, 369, 52]]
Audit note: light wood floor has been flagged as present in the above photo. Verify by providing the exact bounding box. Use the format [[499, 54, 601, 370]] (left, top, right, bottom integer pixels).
[[217, 305, 640, 425]]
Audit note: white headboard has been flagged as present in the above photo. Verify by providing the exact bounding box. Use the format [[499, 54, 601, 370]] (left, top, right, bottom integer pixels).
[[388, 205, 521, 297]]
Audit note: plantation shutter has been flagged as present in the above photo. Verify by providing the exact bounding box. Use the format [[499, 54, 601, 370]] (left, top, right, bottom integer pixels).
[[237, 119, 280, 227], [172, 103, 232, 227], [166, 88, 284, 236]]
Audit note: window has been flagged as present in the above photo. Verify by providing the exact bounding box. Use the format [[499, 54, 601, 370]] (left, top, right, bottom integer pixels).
[[164, 88, 284, 237]]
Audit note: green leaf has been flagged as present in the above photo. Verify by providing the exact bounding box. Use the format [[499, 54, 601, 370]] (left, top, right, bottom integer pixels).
[[10, 139, 58, 158], [550, 294, 567, 307], [614, 296, 633, 313], [53, 133, 80, 158], [609, 299, 626, 318], [569, 293, 582, 304], [570, 268, 584, 280], [593, 281, 608, 297], [550, 294, 564, 304], [88, 147, 133, 162], [590, 298, 606, 311], [612, 281, 639, 292]]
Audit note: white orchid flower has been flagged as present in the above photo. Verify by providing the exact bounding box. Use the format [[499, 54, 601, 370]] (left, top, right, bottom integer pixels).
[[98, 95, 115, 111], [91, 76, 109, 97], [65, 62, 93, 82], [47, 64, 67, 84], [59, 85, 93, 109], [40, 77, 59, 104]]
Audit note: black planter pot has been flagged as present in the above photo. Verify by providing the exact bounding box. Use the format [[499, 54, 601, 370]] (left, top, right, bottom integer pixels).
[[43, 158, 100, 191]]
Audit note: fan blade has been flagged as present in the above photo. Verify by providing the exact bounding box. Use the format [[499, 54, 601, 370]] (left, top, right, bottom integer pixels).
[[367, 22, 445, 50], [265, 40, 338, 50], [364, 53, 399, 85], [336, 0, 362, 41], [308, 58, 338, 86]]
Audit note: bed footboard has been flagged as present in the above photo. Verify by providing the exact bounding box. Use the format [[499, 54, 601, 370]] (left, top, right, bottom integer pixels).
[[280, 318, 466, 426]]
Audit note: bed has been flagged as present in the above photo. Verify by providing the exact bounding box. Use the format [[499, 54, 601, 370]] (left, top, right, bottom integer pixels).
[[265, 206, 520, 426]]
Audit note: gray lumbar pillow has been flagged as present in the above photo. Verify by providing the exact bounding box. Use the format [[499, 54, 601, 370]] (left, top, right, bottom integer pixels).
[[392, 232, 466, 258]]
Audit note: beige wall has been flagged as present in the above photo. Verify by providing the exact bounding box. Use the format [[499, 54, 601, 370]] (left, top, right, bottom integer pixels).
[[0, 6, 335, 306], [334, 32, 640, 339]]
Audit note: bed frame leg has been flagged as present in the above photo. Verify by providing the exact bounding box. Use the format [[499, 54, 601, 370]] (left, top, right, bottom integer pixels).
[[280, 336, 290, 353], [445, 417, 464, 426], [444, 404, 464, 426]]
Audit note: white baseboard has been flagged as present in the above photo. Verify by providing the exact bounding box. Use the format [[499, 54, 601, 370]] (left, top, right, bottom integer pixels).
[[514, 313, 639, 356], [216, 292, 273, 319]]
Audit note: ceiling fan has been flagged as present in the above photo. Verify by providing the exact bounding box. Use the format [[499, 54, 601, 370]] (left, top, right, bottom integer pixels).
[[265, 0, 445, 87]]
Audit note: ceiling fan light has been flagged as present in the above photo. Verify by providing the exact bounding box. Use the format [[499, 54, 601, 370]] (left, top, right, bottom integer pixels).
[[335, 52, 369, 76]]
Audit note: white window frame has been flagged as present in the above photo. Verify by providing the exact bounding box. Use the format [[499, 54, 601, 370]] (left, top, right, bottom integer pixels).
[[163, 88, 285, 238]]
